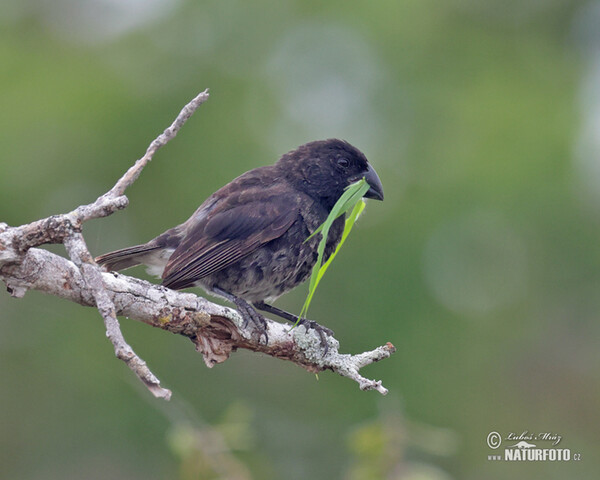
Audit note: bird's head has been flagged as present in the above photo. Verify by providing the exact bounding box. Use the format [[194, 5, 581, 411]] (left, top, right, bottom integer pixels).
[[277, 139, 384, 210]]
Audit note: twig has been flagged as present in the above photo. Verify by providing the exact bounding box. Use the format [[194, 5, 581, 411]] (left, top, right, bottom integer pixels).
[[64, 233, 172, 400], [107, 89, 210, 199]]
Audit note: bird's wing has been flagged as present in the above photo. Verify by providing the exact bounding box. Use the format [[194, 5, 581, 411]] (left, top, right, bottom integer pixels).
[[161, 195, 298, 290]]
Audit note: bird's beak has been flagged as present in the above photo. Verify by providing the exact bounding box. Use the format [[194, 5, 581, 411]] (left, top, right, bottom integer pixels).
[[363, 164, 384, 201]]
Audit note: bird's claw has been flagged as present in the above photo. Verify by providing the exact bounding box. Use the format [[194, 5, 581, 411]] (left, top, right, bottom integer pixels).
[[213, 287, 269, 345], [238, 304, 269, 345], [297, 319, 334, 354]]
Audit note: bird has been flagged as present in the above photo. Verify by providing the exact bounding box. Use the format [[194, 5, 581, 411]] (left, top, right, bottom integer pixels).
[[95, 139, 384, 347]]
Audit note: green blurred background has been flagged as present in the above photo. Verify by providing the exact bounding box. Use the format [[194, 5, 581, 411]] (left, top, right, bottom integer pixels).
[[1, 0, 599, 479]]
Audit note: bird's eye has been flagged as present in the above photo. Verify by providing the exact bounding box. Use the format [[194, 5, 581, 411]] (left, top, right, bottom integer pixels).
[[336, 158, 349, 169]]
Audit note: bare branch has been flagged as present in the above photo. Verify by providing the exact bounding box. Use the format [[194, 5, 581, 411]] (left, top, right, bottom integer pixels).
[[0, 90, 210, 257], [0, 91, 211, 399], [0, 89, 395, 399], [63, 233, 172, 400], [107, 89, 210, 199], [1, 247, 395, 393]]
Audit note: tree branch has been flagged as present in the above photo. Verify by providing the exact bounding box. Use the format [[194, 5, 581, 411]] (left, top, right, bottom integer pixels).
[[0, 90, 395, 400]]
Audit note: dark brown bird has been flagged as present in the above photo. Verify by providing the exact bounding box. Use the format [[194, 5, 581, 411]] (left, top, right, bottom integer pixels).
[[96, 139, 383, 344]]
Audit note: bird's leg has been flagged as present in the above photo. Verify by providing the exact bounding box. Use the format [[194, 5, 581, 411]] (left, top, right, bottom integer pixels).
[[253, 301, 333, 353], [212, 287, 268, 344]]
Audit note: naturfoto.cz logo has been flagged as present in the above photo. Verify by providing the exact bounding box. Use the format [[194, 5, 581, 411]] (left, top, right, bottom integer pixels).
[[486, 431, 581, 462]]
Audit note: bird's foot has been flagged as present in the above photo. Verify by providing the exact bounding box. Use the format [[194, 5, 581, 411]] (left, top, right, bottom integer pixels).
[[296, 319, 334, 354], [243, 304, 269, 345], [213, 288, 268, 344], [252, 301, 333, 353], [239, 303, 269, 345]]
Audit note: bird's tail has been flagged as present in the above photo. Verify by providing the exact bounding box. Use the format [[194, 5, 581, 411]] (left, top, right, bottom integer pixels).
[[95, 244, 162, 272]]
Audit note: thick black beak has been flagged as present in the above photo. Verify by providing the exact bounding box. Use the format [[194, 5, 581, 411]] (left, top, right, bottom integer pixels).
[[363, 164, 384, 201]]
